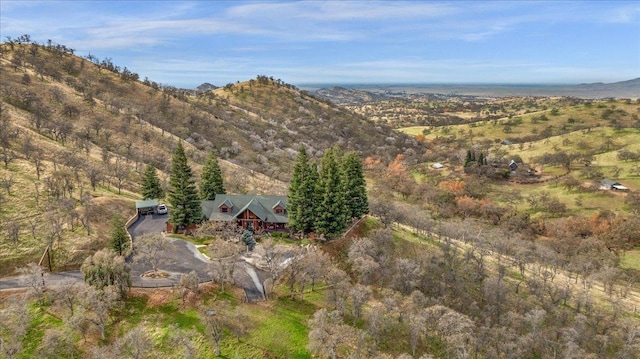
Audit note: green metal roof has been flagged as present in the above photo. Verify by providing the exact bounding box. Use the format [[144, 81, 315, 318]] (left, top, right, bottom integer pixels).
[[202, 195, 288, 223], [135, 199, 158, 208], [219, 199, 234, 208], [272, 200, 286, 209]]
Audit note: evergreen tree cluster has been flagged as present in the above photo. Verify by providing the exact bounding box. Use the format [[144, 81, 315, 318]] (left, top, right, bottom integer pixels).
[[288, 146, 368, 238], [464, 149, 488, 167]]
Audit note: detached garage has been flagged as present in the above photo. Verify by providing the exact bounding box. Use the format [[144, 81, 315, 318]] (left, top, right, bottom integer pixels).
[[135, 199, 158, 214]]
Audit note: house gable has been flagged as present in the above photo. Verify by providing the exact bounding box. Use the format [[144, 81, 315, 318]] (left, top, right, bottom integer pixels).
[[272, 199, 286, 215], [218, 199, 234, 213]]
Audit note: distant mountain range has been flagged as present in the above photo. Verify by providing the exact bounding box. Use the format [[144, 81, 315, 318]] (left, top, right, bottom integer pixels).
[[308, 78, 639, 101], [195, 82, 218, 92]]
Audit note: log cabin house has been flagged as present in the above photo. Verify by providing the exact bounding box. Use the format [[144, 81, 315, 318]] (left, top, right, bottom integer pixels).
[[201, 195, 288, 232]]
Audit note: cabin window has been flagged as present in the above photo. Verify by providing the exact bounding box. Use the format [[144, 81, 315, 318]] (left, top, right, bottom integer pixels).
[[220, 206, 228, 213], [274, 207, 284, 215]]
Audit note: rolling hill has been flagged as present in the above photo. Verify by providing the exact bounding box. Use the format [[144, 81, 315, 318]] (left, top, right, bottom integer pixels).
[[0, 41, 423, 274]]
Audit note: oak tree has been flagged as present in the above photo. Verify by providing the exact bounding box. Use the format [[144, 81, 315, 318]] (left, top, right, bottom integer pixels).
[[81, 249, 131, 298]]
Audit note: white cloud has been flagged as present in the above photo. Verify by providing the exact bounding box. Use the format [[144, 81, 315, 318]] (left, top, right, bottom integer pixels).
[[1, 1, 636, 86], [226, 1, 457, 21]]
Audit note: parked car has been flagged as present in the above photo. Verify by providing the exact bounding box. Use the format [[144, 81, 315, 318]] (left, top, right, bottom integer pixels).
[[156, 204, 168, 215]]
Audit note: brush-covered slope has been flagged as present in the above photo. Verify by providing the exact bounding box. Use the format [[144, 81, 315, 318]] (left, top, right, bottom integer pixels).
[[0, 41, 422, 274], [199, 77, 424, 174]]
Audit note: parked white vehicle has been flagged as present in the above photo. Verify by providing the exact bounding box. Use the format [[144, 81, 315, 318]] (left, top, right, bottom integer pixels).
[[156, 204, 168, 214]]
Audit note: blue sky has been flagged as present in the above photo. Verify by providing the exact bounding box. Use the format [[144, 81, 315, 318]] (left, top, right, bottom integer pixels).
[[1, 1, 639, 88]]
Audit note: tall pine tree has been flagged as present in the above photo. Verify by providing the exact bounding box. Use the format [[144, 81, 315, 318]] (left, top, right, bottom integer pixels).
[[200, 151, 225, 200], [465, 149, 473, 167], [141, 164, 164, 200], [340, 151, 368, 219], [306, 162, 320, 227], [109, 214, 129, 256], [288, 147, 317, 235], [168, 142, 202, 230], [315, 147, 348, 238]]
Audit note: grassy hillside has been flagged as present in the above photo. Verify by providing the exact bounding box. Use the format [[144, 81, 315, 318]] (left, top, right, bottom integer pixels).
[[0, 42, 422, 275], [393, 98, 640, 215]]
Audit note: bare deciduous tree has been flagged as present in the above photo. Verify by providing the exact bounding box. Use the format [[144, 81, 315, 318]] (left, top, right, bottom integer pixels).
[[349, 284, 371, 324], [281, 247, 306, 299], [5, 221, 20, 246], [78, 285, 120, 340], [37, 328, 77, 359], [0, 296, 31, 359], [301, 249, 330, 292], [307, 309, 349, 359], [201, 304, 228, 356], [111, 156, 130, 194], [348, 238, 380, 285], [227, 306, 251, 343], [0, 106, 20, 169], [364, 302, 395, 346], [206, 237, 240, 279], [0, 174, 15, 196], [406, 311, 425, 357], [115, 326, 152, 359], [52, 279, 87, 317], [168, 325, 197, 358], [260, 237, 286, 281], [176, 270, 199, 304], [207, 244, 237, 294], [19, 263, 46, 307], [392, 258, 422, 295], [324, 267, 350, 313], [133, 233, 171, 274]]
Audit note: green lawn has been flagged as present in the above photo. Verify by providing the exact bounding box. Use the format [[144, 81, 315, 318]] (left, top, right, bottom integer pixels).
[[242, 296, 318, 359], [621, 249, 640, 271], [6, 285, 322, 359]]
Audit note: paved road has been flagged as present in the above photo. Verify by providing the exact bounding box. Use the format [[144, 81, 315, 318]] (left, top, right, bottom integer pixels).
[[128, 212, 169, 237], [1, 214, 269, 302], [0, 271, 84, 290], [128, 238, 211, 287]]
